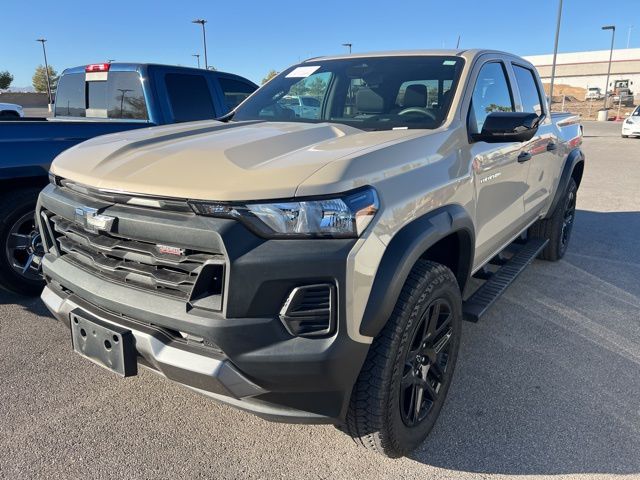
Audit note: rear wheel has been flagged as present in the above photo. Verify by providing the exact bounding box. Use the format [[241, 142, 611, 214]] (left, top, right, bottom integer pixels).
[[0, 189, 45, 295], [341, 260, 462, 457], [529, 178, 577, 261]]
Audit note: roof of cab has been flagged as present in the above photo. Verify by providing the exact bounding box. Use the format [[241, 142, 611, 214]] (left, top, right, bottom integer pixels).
[[304, 49, 516, 63], [60, 63, 257, 85]]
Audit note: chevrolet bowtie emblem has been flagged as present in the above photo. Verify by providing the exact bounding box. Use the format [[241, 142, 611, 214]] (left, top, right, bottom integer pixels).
[[74, 206, 116, 233]]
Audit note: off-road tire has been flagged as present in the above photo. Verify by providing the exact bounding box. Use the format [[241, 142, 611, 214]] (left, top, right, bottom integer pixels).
[[340, 260, 462, 458], [529, 178, 578, 261], [0, 188, 45, 295]]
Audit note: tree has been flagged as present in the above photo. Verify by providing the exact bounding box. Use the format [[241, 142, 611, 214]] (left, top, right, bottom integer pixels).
[[307, 76, 327, 98], [0, 71, 13, 90], [32, 65, 58, 94], [261, 70, 279, 85]]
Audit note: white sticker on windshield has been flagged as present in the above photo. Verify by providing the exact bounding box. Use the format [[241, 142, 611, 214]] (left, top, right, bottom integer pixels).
[[286, 66, 321, 78], [442, 60, 457, 66]]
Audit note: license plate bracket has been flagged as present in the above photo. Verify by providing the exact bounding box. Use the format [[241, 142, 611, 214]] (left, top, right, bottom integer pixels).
[[70, 310, 137, 377]]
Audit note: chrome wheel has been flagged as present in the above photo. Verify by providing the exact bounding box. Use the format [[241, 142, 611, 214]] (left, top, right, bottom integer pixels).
[[400, 298, 454, 427], [5, 211, 43, 281]]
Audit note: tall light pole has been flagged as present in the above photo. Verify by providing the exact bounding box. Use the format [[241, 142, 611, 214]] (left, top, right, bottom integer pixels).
[[628, 25, 634, 48], [36, 38, 52, 107], [602, 25, 616, 109], [192, 19, 208, 69], [192, 54, 201, 68], [342, 43, 352, 54], [548, 0, 563, 112], [117, 88, 132, 116]]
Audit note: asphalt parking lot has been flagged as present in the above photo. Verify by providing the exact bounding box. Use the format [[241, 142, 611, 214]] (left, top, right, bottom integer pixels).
[[1, 120, 638, 480]]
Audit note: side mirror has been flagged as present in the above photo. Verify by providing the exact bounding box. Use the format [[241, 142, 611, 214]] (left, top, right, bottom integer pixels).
[[472, 112, 541, 143]]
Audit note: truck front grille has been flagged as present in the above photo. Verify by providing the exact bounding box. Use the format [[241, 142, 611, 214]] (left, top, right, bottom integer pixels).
[[47, 214, 222, 300]]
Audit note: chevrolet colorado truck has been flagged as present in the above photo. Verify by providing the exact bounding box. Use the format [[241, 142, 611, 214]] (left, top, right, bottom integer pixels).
[[36, 50, 584, 458], [0, 63, 257, 295]]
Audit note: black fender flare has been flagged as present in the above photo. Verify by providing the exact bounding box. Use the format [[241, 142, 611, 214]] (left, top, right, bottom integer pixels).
[[359, 204, 475, 338], [545, 148, 585, 219]]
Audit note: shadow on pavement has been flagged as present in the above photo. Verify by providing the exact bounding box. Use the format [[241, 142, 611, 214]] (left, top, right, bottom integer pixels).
[[0, 288, 51, 317], [411, 210, 640, 475]]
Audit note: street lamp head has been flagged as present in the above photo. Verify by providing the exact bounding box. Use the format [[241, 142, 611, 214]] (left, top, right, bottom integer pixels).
[[192, 18, 207, 25], [602, 25, 615, 31], [36, 38, 47, 43]]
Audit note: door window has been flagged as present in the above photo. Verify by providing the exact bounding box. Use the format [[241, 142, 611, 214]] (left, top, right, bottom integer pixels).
[[217, 77, 257, 111], [513, 65, 543, 115], [165, 73, 215, 122], [469, 62, 514, 134]]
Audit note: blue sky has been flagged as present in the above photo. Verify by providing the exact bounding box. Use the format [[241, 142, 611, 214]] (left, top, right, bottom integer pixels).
[[1, 0, 638, 87]]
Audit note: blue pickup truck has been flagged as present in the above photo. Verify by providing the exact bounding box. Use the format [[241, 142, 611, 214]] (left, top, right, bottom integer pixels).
[[0, 62, 257, 294]]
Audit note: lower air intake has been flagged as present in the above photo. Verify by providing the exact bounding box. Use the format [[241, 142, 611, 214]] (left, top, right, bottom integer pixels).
[[279, 284, 335, 337]]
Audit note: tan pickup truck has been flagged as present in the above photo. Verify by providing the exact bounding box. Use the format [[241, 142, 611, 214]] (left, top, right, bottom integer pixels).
[[36, 49, 584, 457]]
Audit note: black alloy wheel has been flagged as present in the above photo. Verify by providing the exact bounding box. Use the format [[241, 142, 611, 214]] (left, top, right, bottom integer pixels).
[[400, 298, 454, 427]]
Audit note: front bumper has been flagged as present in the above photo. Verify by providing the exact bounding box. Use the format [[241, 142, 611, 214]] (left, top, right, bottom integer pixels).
[[622, 123, 640, 136], [37, 184, 370, 423]]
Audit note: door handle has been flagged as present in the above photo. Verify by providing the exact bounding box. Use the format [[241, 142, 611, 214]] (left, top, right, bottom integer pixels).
[[547, 142, 558, 151], [517, 151, 532, 163]]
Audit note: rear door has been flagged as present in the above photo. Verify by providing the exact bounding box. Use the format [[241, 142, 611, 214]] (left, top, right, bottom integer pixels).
[[467, 58, 530, 266], [508, 61, 562, 220]]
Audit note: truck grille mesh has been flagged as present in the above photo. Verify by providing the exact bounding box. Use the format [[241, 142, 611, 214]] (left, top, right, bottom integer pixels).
[[47, 214, 220, 299]]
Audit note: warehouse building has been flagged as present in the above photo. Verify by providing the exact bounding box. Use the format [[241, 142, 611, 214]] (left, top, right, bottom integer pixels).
[[524, 48, 640, 97]]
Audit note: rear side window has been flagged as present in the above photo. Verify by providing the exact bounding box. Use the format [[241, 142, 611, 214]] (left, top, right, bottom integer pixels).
[[54, 71, 148, 120], [217, 77, 256, 111], [469, 62, 514, 134], [55, 73, 85, 117], [165, 73, 215, 122], [513, 65, 543, 115]]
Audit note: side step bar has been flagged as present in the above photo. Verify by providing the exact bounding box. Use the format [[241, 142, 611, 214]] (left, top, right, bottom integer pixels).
[[462, 238, 548, 322]]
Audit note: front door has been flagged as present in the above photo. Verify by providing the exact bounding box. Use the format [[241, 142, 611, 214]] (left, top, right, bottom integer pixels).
[[468, 61, 531, 267]]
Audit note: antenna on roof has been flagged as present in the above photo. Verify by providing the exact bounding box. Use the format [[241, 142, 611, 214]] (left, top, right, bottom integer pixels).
[[456, 35, 461, 49]]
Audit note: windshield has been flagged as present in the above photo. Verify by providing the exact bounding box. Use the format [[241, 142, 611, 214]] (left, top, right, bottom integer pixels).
[[233, 56, 464, 131]]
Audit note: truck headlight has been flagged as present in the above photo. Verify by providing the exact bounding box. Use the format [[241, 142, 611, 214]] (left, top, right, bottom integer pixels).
[[190, 187, 379, 238]]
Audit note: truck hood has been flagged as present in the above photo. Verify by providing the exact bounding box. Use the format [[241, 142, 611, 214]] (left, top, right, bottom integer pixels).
[[51, 120, 422, 201]]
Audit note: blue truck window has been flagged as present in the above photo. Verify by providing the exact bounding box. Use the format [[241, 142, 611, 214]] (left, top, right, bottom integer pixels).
[[55, 73, 86, 117], [217, 78, 256, 111], [165, 73, 215, 122], [107, 72, 148, 120], [55, 71, 148, 120]]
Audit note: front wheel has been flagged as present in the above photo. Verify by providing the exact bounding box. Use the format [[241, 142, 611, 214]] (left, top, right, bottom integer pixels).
[[341, 260, 462, 457], [0, 189, 45, 295]]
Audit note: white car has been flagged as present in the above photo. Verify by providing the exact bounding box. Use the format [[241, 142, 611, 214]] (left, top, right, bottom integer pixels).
[[621, 106, 640, 138], [0, 102, 24, 119], [585, 87, 603, 100], [278, 95, 321, 119]]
